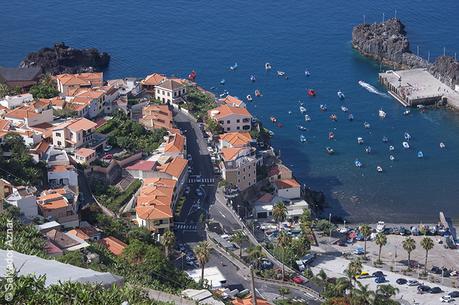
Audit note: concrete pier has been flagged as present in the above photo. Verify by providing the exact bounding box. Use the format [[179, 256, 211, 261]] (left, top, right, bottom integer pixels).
[[379, 68, 459, 109]]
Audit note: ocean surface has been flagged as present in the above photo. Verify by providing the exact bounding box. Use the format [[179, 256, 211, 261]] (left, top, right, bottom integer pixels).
[[2, 0, 459, 223]]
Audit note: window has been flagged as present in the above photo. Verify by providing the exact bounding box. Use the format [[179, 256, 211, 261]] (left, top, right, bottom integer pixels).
[[167, 92, 170, 96], [242, 125, 250, 130], [236, 126, 240, 130], [162, 90, 165, 95], [227, 120, 230, 124], [57, 141, 62, 146], [174, 92, 177, 97], [236, 119, 240, 123], [56, 132, 61, 137], [227, 127, 230, 131]]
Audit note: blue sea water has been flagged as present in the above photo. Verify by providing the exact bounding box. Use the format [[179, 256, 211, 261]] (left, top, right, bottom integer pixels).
[[2, 0, 459, 223]]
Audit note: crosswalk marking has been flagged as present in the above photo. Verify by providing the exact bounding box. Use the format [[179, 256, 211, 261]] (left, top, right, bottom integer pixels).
[[174, 224, 197, 231], [188, 178, 215, 184]]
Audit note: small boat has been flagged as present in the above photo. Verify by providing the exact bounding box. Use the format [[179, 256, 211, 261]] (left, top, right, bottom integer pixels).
[[389, 155, 395, 161], [300, 135, 307, 143], [229, 63, 238, 71], [365, 146, 372, 154], [299, 106, 307, 114], [330, 114, 337, 121], [265, 63, 272, 70], [389, 145, 395, 151], [268, 130, 274, 136], [250, 75, 256, 82], [304, 70, 311, 77], [277, 123, 283, 128], [402, 141, 410, 149], [297, 125, 307, 131], [404, 132, 411, 140], [403, 109, 411, 115], [377, 166, 383, 173], [379, 109, 386, 119], [219, 90, 229, 98], [348, 114, 354, 121], [382, 136, 388, 143], [270, 116, 277, 123], [337, 90, 345, 99], [288, 111, 292, 115], [326, 147, 334, 155], [255, 89, 261, 97], [246, 95, 253, 101], [363, 122, 370, 129], [220, 79, 226, 85], [304, 114, 311, 122], [188, 70, 197, 81], [417, 151, 424, 158], [320, 104, 327, 111], [328, 132, 335, 140], [440, 142, 446, 149], [341, 106, 348, 112], [376, 221, 385, 233], [357, 137, 364, 144], [307, 89, 316, 96], [417, 105, 425, 109], [355, 159, 363, 168], [277, 71, 286, 77]]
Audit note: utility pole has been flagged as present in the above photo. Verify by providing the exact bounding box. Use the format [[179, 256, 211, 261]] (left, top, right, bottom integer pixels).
[[250, 265, 258, 305]]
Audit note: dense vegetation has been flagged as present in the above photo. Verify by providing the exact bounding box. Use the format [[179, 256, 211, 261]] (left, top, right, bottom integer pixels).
[[91, 179, 142, 212], [183, 86, 216, 120], [0, 83, 21, 98], [0, 133, 46, 186], [100, 111, 167, 154], [28, 74, 59, 99]]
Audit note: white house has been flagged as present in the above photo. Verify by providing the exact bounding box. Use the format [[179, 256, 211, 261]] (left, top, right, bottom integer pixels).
[[208, 105, 252, 132], [275, 178, 301, 199], [0, 93, 33, 109], [155, 79, 186, 103], [5, 186, 38, 218], [4, 101, 53, 127]]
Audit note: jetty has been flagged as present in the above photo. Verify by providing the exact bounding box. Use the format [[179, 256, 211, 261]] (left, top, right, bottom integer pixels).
[[379, 68, 459, 108]]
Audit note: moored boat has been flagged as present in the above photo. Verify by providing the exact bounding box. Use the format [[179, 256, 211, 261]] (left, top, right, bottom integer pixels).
[[304, 69, 311, 77], [417, 151, 424, 158], [402, 141, 410, 149], [348, 114, 354, 121], [330, 114, 337, 121], [389, 155, 395, 161], [220, 79, 226, 85], [341, 106, 348, 112], [300, 135, 307, 143], [255, 89, 261, 97], [277, 71, 286, 77], [320, 104, 327, 111], [403, 109, 411, 115], [299, 106, 307, 114], [440, 142, 446, 149], [246, 95, 253, 101], [328, 132, 335, 140], [377, 166, 383, 173], [270, 116, 277, 123], [307, 89, 316, 96], [297, 125, 307, 131], [404, 132, 411, 140], [382, 136, 388, 143], [357, 137, 364, 144], [229, 63, 238, 70], [265, 63, 272, 70], [389, 145, 395, 151], [188, 70, 197, 81], [365, 146, 372, 154], [355, 159, 363, 168], [326, 147, 334, 155], [250, 75, 256, 82], [363, 122, 370, 129], [378, 109, 386, 118], [304, 114, 311, 122], [337, 90, 345, 99]]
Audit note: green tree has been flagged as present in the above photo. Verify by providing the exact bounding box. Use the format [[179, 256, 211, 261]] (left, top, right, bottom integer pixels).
[[402, 237, 416, 270], [300, 209, 318, 246], [29, 74, 59, 99], [375, 233, 387, 264], [160, 230, 176, 258], [272, 202, 287, 227], [420, 237, 434, 274], [360, 224, 372, 260], [375, 284, 399, 300], [345, 258, 362, 301], [194, 241, 211, 286], [277, 230, 291, 280], [354, 282, 375, 305], [278, 286, 290, 300], [230, 230, 247, 258], [205, 117, 222, 135], [247, 245, 265, 269]]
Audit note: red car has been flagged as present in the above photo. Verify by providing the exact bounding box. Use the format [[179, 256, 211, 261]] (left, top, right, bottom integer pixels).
[[292, 276, 304, 284], [103, 154, 113, 160]]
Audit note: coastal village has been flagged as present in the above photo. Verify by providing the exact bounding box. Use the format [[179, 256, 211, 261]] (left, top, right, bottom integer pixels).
[[1, 17, 459, 305]]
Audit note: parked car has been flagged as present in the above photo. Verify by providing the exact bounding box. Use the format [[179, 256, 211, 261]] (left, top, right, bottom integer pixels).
[[417, 285, 431, 293], [103, 145, 113, 152], [291, 276, 305, 284], [260, 259, 273, 270], [353, 247, 365, 255], [195, 188, 203, 196], [375, 276, 386, 284], [103, 154, 113, 160], [184, 186, 190, 195], [441, 295, 454, 303], [431, 287, 443, 294], [355, 271, 370, 279], [396, 278, 407, 285], [187, 154, 192, 161], [431, 266, 442, 274], [449, 291, 459, 298], [407, 280, 420, 286], [372, 271, 385, 278]]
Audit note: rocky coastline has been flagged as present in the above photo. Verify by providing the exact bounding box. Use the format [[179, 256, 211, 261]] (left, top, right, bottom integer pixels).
[[352, 18, 458, 89], [20, 42, 110, 75]]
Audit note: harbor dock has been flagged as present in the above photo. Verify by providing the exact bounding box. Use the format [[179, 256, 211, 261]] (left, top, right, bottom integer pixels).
[[379, 68, 459, 109]]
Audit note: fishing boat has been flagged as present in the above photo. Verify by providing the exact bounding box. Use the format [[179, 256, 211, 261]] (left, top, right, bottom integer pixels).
[[357, 137, 364, 144], [417, 151, 424, 158], [348, 114, 354, 121], [255, 89, 261, 97], [376, 221, 385, 233], [229, 63, 238, 71], [389, 155, 395, 161], [277, 123, 283, 128], [377, 166, 383, 173], [250, 75, 256, 82], [382, 136, 388, 143], [389, 145, 395, 151], [363, 122, 370, 129], [320, 104, 327, 111], [402, 141, 410, 149], [379, 109, 386, 118], [246, 95, 253, 101], [299, 106, 307, 114], [440, 142, 446, 149], [404, 132, 411, 140], [365, 146, 372, 154], [330, 114, 337, 121], [270, 116, 277, 123], [268, 130, 274, 136], [297, 125, 307, 131], [265, 63, 272, 70], [307, 89, 316, 96], [288, 111, 292, 115], [219, 90, 229, 98], [300, 135, 307, 143], [326, 147, 334, 155], [277, 71, 286, 77], [304, 69, 311, 77], [337, 90, 345, 99], [341, 106, 348, 112], [355, 159, 363, 168], [403, 109, 411, 115], [220, 79, 226, 85], [188, 70, 197, 81], [304, 114, 311, 122], [328, 132, 335, 140]]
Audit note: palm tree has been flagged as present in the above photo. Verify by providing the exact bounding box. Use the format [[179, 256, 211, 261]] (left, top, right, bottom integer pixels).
[[160, 230, 175, 257], [420, 237, 434, 274], [375, 284, 399, 300], [345, 258, 362, 300], [278, 287, 290, 300], [354, 282, 375, 305], [230, 230, 247, 258], [360, 224, 372, 260], [194, 241, 211, 286], [277, 230, 291, 280], [247, 245, 265, 269], [300, 209, 318, 246], [375, 233, 387, 264], [402, 237, 416, 270], [272, 202, 287, 227]]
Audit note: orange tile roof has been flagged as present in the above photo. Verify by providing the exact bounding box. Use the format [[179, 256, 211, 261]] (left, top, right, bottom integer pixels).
[[66, 101, 88, 112], [275, 178, 301, 189], [73, 88, 105, 99], [45, 97, 66, 108], [135, 205, 173, 221], [126, 160, 157, 171], [37, 193, 69, 210], [219, 132, 252, 147], [49, 164, 75, 173], [75, 147, 96, 158], [156, 79, 184, 91], [164, 133, 185, 153], [208, 104, 252, 120], [135, 177, 177, 221], [56, 72, 103, 86], [220, 147, 245, 161], [158, 157, 188, 179], [31, 140, 50, 154], [99, 236, 127, 256], [143, 177, 177, 188], [67, 228, 90, 241], [220, 95, 244, 107], [66, 118, 97, 132], [141, 73, 166, 86], [232, 296, 270, 305], [4, 105, 40, 119], [0, 119, 11, 131]]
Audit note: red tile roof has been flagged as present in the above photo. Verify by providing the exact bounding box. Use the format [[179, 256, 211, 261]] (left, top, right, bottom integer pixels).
[[126, 160, 157, 171], [208, 104, 252, 120], [275, 178, 301, 189], [99, 236, 127, 256]]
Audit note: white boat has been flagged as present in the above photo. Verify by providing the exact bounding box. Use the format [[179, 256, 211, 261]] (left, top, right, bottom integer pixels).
[[402, 141, 410, 149], [341, 106, 348, 112], [379, 109, 386, 118], [268, 130, 274, 136], [304, 114, 311, 122], [389, 145, 395, 151], [326, 147, 334, 155], [363, 122, 370, 129], [403, 109, 411, 115], [348, 114, 354, 121], [404, 132, 411, 140], [355, 159, 362, 168], [220, 79, 226, 85], [277, 71, 286, 77], [365, 146, 372, 154], [377, 166, 383, 173], [417, 151, 424, 158], [440, 142, 446, 149], [357, 137, 364, 144], [265, 63, 272, 70], [337, 90, 345, 99], [389, 155, 395, 161], [300, 135, 307, 143], [250, 75, 256, 82], [382, 136, 388, 143], [304, 70, 311, 77], [376, 221, 385, 233], [246, 95, 253, 101], [297, 125, 307, 131], [288, 111, 292, 115], [299, 106, 307, 114], [229, 63, 238, 70], [320, 104, 327, 111]]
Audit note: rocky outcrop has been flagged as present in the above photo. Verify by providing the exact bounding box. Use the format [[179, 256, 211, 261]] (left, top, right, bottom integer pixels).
[[20, 42, 110, 75], [352, 18, 459, 89]]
